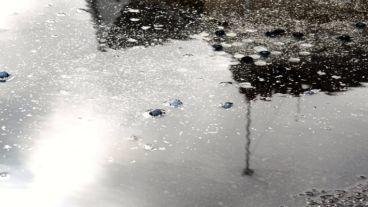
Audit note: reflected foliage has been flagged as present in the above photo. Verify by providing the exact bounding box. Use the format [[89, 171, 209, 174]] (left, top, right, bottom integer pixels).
[[231, 48, 368, 100], [86, 0, 206, 50]]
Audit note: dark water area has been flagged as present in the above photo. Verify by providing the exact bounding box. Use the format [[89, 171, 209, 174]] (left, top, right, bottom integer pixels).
[[86, 0, 208, 50], [232, 48, 368, 100]]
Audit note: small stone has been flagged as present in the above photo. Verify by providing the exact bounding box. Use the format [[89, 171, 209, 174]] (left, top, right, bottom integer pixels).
[[168, 99, 183, 108], [0, 71, 10, 79], [212, 44, 223, 51], [292, 32, 304, 40], [259, 51, 271, 58], [241, 56, 254, 64], [149, 109, 165, 117], [215, 30, 226, 37], [221, 102, 233, 109], [265, 29, 285, 37], [337, 35, 351, 42], [356, 22, 366, 29]]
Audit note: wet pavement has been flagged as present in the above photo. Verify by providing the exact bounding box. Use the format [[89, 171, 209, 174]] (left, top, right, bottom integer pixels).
[[0, 0, 368, 207]]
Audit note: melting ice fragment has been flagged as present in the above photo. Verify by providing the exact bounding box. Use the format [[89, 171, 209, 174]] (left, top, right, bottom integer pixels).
[[168, 99, 183, 108], [0, 71, 10, 82], [221, 102, 234, 109]]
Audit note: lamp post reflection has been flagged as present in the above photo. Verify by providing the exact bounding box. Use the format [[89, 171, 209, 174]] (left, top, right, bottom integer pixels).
[[243, 98, 254, 176]]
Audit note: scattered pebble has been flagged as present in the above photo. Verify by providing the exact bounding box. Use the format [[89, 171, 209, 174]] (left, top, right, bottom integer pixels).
[[221, 102, 233, 109], [168, 99, 183, 108], [0, 71, 10, 82], [148, 109, 165, 117]]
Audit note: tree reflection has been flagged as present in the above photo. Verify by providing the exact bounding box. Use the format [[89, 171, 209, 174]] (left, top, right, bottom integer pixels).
[[86, 0, 206, 50]]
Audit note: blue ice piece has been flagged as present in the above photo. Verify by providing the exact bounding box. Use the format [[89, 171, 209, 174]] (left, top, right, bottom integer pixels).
[[0, 71, 10, 79], [149, 109, 165, 117], [169, 99, 183, 108], [221, 102, 233, 109]]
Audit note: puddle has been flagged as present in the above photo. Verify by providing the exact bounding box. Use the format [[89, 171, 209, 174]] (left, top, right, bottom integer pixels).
[[0, 0, 368, 207]]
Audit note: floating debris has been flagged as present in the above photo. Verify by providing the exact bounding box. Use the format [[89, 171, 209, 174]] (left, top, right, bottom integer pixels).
[[168, 99, 183, 108], [241, 56, 254, 64], [221, 102, 234, 109], [212, 44, 223, 51], [148, 109, 165, 117], [265, 29, 285, 37]]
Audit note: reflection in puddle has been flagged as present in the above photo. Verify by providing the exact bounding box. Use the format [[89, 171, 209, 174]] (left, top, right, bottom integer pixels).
[[232, 48, 368, 100], [86, 0, 206, 50], [243, 100, 254, 176]]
